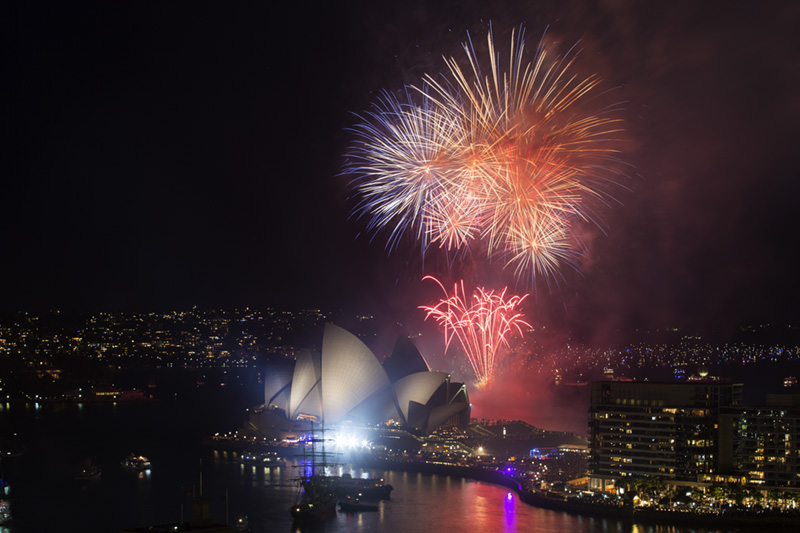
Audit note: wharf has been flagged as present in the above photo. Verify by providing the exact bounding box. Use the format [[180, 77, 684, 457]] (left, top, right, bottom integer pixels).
[[201, 435, 303, 456]]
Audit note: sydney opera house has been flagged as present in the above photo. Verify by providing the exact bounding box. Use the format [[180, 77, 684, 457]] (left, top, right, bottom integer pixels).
[[253, 324, 471, 437]]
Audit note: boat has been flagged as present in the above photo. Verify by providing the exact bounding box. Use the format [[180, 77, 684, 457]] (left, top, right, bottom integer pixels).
[[75, 459, 102, 481], [331, 473, 393, 500], [0, 433, 24, 458], [338, 495, 378, 512], [232, 513, 250, 531], [289, 475, 338, 522], [0, 476, 9, 525], [0, 498, 10, 525], [288, 423, 338, 522], [121, 453, 151, 471], [239, 450, 283, 466]]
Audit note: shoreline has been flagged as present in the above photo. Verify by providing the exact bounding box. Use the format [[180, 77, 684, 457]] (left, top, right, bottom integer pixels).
[[361, 457, 800, 529], [199, 438, 800, 529]]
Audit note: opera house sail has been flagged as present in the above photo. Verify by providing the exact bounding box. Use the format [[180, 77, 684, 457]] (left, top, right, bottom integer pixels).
[[257, 324, 470, 437]]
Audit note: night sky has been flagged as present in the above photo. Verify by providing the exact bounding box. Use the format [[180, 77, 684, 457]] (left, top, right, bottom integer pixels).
[[5, 1, 800, 345]]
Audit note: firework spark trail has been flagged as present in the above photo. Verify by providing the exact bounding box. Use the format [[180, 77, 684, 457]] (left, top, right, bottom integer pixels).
[[346, 25, 624, 284], [348, 91, 469, 253], [420, 275, 530, 387]]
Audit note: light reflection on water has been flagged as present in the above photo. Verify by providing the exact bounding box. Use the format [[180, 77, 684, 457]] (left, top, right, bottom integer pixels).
[[202, 454, 740, 533], [0, 399, 757, 533]]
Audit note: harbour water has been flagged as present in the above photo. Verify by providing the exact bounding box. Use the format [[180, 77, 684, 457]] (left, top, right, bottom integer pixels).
[[0, 385, 759, 533]]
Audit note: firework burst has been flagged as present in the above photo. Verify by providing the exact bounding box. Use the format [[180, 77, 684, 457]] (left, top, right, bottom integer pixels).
[[346, 26, 624, 284], [420, 275, 530, 388]]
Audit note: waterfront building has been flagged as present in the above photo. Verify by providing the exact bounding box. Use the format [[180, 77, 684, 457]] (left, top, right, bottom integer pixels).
[[588, 380, 742, 491], [729, 393, 800, 488], [254, 324, 470, 436]]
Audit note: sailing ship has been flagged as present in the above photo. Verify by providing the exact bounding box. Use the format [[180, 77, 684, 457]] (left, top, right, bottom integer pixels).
[[288, 423, 338, 522]]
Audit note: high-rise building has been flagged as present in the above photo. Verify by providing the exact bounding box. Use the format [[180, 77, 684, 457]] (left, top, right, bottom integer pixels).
[[730, 393, 800, 488], [588, 381, 743, 491]]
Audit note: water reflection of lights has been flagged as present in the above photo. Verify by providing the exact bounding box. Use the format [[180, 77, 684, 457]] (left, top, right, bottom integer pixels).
[[503, 490, 516, 531], [137, 469, 151, 479]]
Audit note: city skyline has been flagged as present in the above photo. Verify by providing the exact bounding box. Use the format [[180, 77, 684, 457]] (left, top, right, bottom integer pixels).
[[2, 303, 797, 435], [5, 1, 800, 346]]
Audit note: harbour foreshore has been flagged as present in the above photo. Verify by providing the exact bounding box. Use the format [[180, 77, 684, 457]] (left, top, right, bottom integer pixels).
[[202, 436, 800, 528], [360, 457, 800, 529]]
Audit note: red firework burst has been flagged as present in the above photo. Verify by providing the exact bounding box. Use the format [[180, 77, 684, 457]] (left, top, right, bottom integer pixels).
[[420, 275, 530, 388]]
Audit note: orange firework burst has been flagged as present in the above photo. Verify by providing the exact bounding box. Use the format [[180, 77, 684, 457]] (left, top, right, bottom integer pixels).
[[346, 25, 624, 284], [420, 276, 530, 388]]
